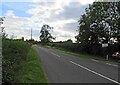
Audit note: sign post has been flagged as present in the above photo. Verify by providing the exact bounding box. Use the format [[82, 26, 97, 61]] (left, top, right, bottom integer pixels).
[[102, 43, 109, 60]]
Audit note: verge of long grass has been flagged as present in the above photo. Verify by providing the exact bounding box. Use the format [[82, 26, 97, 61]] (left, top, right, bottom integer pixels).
[[15, 47, 48, 83]]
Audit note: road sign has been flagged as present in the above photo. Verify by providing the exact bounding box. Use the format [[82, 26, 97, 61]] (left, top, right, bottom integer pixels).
[[102, 43, 108, 47]]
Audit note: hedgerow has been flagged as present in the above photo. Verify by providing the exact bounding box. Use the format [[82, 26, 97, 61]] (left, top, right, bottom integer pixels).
[[50, 42, 120, 60], [2, 38, 30, 84]]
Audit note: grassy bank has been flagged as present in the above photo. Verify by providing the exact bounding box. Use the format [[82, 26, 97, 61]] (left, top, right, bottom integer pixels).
[[46, 46, 118, 63], [15, 47, 48, 83]]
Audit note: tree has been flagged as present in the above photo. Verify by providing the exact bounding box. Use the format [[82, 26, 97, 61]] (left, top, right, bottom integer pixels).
[[40, 24, 55, 44], [75, 2, 120, 55], [76, 2, 120, 44], [21, 37, 24, 41], [66, 39, 73, 43], [75, 14, 91, 44]]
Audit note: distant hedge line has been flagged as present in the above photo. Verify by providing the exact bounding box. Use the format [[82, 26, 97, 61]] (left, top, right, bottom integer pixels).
[[2, 38, 30, 84], [50, 42, 120, 60]]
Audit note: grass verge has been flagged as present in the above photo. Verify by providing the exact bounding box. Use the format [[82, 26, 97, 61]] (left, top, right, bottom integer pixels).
[[46, 46, 118, 64], [15, 47, 48, 83]]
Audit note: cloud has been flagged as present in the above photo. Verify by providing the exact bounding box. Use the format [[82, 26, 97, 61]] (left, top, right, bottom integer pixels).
[[57, 2, 88, 20], [25, 1, 87, 42], [63, 22, 78, 31], [78, 0, 94, 5], [2, 0, 95, 4], [4, 10, 38, 40], [3, 1, 93, 42], [5, 10, 15, 17]]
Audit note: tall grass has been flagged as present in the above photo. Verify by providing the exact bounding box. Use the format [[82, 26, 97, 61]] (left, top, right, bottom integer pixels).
[[16, 48, 48, 83]]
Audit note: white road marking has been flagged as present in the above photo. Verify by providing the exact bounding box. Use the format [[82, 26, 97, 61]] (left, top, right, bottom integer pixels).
[[91, 59, 118, 67], [51, 52, 60, 58], [106, 63, 118, 67], [70, 61, 120, 84], [91, 59, 99, 62]]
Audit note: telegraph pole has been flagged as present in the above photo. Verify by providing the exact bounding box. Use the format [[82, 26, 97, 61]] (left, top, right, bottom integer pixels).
[[0, 16, 5, 85], [0, 17, 5, 37], [31, 28, 32, 40]]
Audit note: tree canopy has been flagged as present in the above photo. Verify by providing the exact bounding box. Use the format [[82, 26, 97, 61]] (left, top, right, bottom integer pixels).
[[40, 24, 55, 44], [76, 2, 120, 45]]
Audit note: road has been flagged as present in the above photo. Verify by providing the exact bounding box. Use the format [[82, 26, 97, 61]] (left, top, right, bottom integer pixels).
[[34, 45, 119, 84]]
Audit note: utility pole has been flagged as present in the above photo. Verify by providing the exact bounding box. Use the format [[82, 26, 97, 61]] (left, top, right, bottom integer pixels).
[[31, 28, 32, 40], [0, 16, 5, 85], [0, 17, 5, 37]]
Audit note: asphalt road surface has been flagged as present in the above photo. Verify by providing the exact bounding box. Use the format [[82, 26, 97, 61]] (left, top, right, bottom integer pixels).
[[34, 45, 119, 84]]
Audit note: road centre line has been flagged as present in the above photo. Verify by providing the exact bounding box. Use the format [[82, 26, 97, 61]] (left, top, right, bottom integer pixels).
[[51, 52, 60, 58], [70, 61, 120, 84]]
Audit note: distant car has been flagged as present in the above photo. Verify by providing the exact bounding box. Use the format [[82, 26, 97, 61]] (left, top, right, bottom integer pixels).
[[112, 51, 120, 59]]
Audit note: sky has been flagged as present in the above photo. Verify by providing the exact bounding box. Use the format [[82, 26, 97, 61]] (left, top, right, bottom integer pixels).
[[0, 0, 95, 42]]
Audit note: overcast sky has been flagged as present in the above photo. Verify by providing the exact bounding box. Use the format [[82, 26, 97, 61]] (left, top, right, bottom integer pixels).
[[0, 0, 95, 42]]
